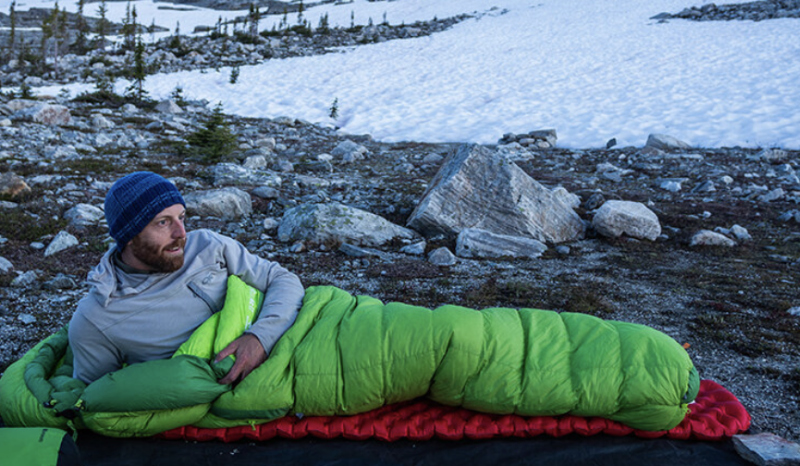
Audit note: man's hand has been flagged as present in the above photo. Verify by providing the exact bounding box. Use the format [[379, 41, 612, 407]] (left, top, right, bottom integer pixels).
[[214, 333, 267, 385]]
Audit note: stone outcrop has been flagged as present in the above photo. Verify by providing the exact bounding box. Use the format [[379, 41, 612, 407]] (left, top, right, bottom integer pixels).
[[278, 202, 417, 247], [184, 188, 252, 220], [406, 144, 585, 244], [592, 200, 662, 241], [456, 228, 548, 259]]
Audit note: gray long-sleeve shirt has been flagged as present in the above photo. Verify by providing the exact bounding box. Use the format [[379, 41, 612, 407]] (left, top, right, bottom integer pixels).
[[68, 229, 304, 384]]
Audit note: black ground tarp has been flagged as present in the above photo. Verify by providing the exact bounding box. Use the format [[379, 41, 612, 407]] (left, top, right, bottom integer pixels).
[[74, 431, 750, 466]]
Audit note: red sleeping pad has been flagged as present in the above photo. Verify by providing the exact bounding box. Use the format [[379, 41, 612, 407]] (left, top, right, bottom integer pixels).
[[159, 379, 750, 442]]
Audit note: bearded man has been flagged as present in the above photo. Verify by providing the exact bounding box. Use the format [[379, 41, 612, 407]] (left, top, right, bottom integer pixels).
[[68, 172, 305, 385]]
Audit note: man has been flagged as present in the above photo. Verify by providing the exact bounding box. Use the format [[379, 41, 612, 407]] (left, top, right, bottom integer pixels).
[[68, 172, 305, 385]]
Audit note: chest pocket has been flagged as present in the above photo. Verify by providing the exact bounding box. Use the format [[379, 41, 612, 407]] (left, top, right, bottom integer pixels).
[[187, 272, 224, 313]]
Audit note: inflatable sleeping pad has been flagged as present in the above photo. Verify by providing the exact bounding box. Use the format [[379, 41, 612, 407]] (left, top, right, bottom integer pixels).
[[0, 276, 700, 437]]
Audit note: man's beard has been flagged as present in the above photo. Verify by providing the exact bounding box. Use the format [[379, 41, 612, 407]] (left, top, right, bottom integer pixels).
[[129, 236, 186, 273]]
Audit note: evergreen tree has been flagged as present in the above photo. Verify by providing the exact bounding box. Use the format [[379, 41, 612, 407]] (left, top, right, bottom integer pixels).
[[126, 36, 148, 102], [229, 64, 240, 84], [95, 0, 109, 51], [297, 0, 304, 25], [186, 103, 237, 164], [121, 2, 137, 51], [41, 3, 68, 75], [318, 13, 330, 34], [7, 1, 17, 60], [248, 4, 260, 39], [73, 0, 91, 54]]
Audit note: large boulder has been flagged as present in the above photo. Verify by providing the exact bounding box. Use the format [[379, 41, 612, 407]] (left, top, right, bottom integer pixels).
[[64, 203, 105, 227], [0, 172, 31, 198], [14, 104, 72, 126], [278, 202, 416, 247], [592, 200, 662, 241], [406, 144, 585, 244], [184, 188, 252, 220], [456, 228, 547, 259], [209, 163, 281, 188], [645, 133, 691, 151]]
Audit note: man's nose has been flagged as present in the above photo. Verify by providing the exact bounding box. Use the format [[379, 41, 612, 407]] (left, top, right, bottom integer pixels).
[[172, 219, 186, 238]]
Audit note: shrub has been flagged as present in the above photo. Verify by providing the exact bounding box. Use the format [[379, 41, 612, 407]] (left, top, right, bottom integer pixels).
[[186, 103, 238, 164]]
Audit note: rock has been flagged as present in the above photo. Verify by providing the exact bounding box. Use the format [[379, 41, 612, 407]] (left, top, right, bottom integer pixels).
[[243, 155, 268, 170], [338, 243, 390, 260], [255, 137, 276, 150], [645, 133, 691, 151], [278, 202, 416, 247], [592, 200, 662, 241], [690, 230, 736, 247], [499, 129, 557, 148], [209, 163, 282, 188], [788, 307, 800, 317], [331, 140, 368, 163], [606, 138, 617, 149], [584, 193, 605, 210], [252, 186, 280, 199], [759, 188, 785, 202], [18, 313, 37, 324], [400, 241, 426, 255], [428, 247, 456, 266], [0, 172, 31, 198], [422, 153, 444, 165], [121, 103, 139, 113], [659, 178, 686, 192], [43, 273, 77, 290], [44, 231, 79, 257], [0, 256, 12, 273], [64, 203, 105, 227], [11, 270, 38, 288], [262, 217, 280, 231], [692, 180, 716, 193], [407, 144, 585, 244], [456, 228, 547, 259], [732, 433, 800, 466], [184, 188, 252, 220], [92, 114, 115, 129], [15, 104, 72, 125], [730, 224, 752, 241], [95, 133, 114, 146], [155, 99, 184, 114], [759, 148, 789, 164]]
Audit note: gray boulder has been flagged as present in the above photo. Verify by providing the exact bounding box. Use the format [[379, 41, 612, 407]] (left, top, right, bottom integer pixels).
[[278, 202, 416, 247], [690, 230, 736, 247], [331, 140, 368, 163], [0, 256, 12, 273], [155, 99, 184, 114], [64, 203, 105, 227], [184, 188, 252, 220], [645, 133, 691, 151], [456, 228, 547, 259], [15, 104, 72, 126], [209, 163, 282, 188], [44, 231, 79, 257], [592, 200, 662, 241], [428, 247, 457, 266], [732, 433, 800, 466], [407, 144, 585, 244]]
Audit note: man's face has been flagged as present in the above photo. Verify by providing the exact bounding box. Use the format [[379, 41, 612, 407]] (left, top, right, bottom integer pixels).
[[122, 204, 187, 273]]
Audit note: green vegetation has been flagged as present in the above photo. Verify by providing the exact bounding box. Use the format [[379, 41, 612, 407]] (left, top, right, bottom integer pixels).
[[0, 209, 67, 242], [185, 103, 238, 164]]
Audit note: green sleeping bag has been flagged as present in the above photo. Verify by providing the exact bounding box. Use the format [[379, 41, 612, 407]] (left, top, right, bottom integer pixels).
[[0, 276, 700, 437]]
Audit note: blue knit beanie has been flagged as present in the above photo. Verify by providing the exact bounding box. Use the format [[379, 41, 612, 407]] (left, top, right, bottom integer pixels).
[[105, 172, 185, 246]]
